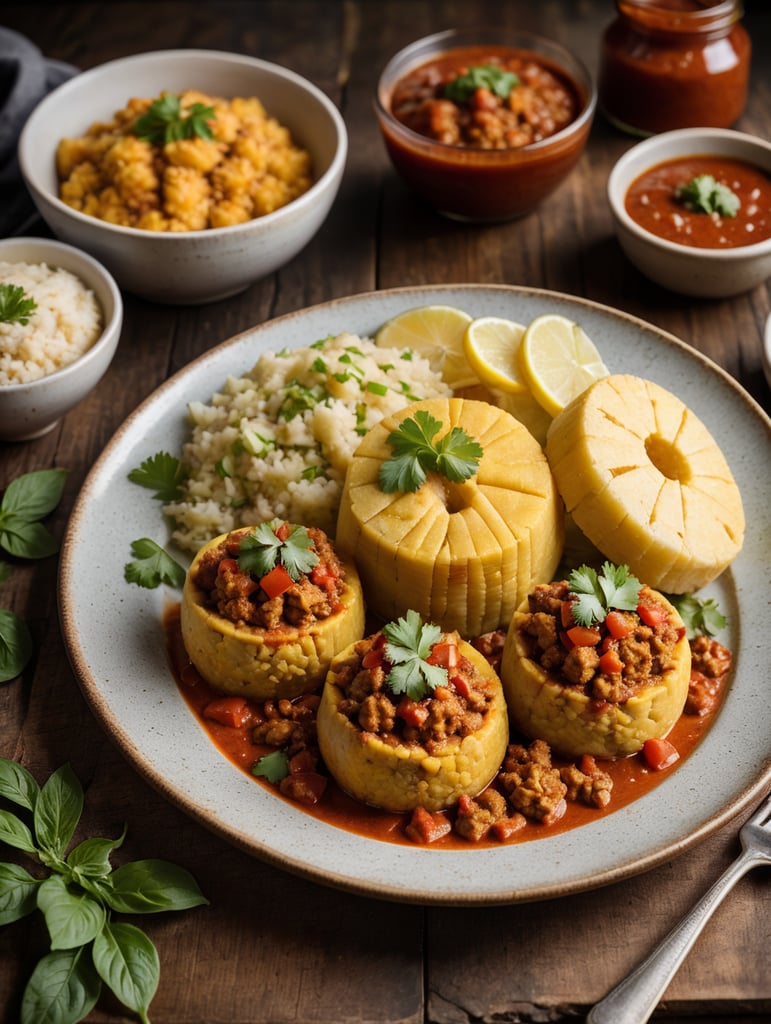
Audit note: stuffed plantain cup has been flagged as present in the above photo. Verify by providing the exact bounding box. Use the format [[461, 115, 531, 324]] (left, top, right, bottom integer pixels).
[[317, 610, 509, 813], [499, 563, 691, 759], [181, 520, 365, 700]]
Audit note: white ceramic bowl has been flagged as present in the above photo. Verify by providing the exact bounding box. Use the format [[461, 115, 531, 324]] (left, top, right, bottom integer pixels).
[[607, 128, 771, 298], [18, 50, 347, 305], [0, 237, 122, 441]]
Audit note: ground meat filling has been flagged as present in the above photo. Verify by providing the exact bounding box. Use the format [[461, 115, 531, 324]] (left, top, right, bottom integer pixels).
[[332, 632, 496, 754], [193, 526, 346, 631], [686, 635, 732, 716], [520, 580, 682, 702]]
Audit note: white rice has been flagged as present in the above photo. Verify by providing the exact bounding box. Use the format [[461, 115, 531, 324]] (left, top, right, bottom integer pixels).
[[0, 261, 103, 385], [165, 331, 452, 552]]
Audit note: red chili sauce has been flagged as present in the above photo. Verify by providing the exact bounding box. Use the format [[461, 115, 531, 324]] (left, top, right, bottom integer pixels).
[[165, 605, 730, 850], [625, 155, 771, 248]]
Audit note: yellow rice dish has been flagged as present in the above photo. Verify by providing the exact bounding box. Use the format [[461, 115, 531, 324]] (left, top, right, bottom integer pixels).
[[56, 90, 313, 231]]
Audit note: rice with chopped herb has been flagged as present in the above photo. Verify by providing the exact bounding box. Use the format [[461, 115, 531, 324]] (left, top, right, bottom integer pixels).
[[165, 332, 451, 552]]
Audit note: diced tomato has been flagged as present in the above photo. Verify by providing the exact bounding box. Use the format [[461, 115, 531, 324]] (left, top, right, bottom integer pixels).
[[579, 754, 598, 775], [450, 673, 471, 699], [362, 647, 384, 669], [642, 737, 680, 771], [560, 600, 577, 629], [605, 609, 633, 639], [217, 557, 239, 575], [426, 641, 459, 670], [396, 696, 429, 727], [405, 806, 452, 844], [560, 629, 575, 652], [274, 522, 290, 541], [599, 647, 624, 675], [637, 601, 669, 628], [491, 816, 526, 841], [260, 564, 294, 599], [566, 625, 602, 647], [203, 696, 252, 728]]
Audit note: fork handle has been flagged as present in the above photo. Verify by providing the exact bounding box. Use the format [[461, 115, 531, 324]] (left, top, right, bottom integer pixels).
[[587, 848, 759, 1024]]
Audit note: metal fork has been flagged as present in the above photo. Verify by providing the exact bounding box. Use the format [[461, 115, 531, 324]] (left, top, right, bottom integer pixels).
[[587, 789, 771, 1024]]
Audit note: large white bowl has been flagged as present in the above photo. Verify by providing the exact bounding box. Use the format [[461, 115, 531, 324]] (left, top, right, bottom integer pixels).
[[18, 50, 347, 305], [607, 128, 771, 298], [0, 236, 122, 441]]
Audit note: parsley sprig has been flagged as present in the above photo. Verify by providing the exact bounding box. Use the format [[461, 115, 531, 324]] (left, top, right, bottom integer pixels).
[[237, 519, 319, 582], [382, 610, 447, 701], [0, 283, 38, 325], [676, 175, 740, 217], [444, 64, 520, 103], [567, 562, 642, 627], [133, 93, 215, 146], [379, 410, 482, 493], [0, 757, 207, 1024]]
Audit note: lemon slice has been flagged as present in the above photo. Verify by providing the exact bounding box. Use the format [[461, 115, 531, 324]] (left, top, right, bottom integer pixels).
[[462, 316, 529, 394], [520, 314, 609, 417], [375, 304, 477, 390]]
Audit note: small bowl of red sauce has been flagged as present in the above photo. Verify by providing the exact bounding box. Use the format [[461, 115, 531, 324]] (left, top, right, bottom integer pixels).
[[608, 128, 771, 298], [374, 28, 596, 222]]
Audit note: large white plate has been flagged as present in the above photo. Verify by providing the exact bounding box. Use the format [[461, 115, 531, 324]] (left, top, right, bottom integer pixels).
[[59, 285, 771, 905]]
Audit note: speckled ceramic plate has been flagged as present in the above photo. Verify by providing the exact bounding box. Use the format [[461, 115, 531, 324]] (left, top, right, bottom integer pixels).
[[59, 285, 771, 905]]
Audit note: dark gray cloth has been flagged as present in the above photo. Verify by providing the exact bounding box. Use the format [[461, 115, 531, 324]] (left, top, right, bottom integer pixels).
[[0, 27, 78, 236]]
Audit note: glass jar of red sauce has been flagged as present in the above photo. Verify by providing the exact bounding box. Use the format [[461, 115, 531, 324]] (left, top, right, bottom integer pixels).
[[598, 0, 751, 136]]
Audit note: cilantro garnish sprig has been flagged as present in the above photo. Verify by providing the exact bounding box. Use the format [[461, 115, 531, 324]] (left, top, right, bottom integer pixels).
[[133, 93, 215, 146], [444, 64, 520, 104], [567, 562, 642, 627], [379, 410, 483, 493], [0, 283, 37, 326], [668, 593, 727, 640], [237, 519, 319, 582], [676, 174, 740, 217], [124, 538, 186, 590], [127, 452, 187, 502], [382, 609, 447, 701]]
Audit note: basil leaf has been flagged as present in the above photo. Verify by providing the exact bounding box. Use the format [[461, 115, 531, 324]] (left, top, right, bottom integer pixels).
[[0, 861, 41, 924], [107, 858, 209, 914], [21, 947, 101, 1024], [66, 827, 126, 880], [92, 920, 160, 1016], [0, 757, 40, 811], [1, 469, 67, 521], [0, 808, 37, 854], [0, 516, 59, 559], [0, 608, 34, 681], [37, 874, 106, 950], [34, 764, 83, 859]]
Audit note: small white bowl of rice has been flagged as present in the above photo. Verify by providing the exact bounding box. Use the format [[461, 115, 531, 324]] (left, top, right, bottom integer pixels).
[[0, 236, 122, 442]]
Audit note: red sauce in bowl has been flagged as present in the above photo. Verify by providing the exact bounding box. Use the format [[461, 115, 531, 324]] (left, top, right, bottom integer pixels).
[[625, 154, 771, 248]]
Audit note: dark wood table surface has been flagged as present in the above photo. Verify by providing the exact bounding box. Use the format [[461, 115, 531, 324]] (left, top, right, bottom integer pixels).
[[1, 2, 769, 1022]]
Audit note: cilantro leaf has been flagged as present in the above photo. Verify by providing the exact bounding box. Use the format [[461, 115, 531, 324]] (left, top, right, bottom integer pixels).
[[378, 410, 482, 493], [237, 520, 319, 582], [667, 593, 727, 640], [0, 284, 37, 326], [444, 64, 520, 103], [382, 610, 447, 700], [127, 452, 187, 501], [567, 562, 642, 626], [676, 175, 740, 217], [124, 538, 186, 589], [251, 750, 290, 784], [133, 93, 215, 145]]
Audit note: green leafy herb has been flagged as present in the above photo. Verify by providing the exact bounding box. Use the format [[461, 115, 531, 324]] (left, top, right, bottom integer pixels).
[[0, 757, 208, 1024], [676, 175, 740, 217], [0, 468, 67, 560], [124, 538, 186, 589], [382, 609, 447, 701], [132, 93, 215, 145], [0, 608, 33, 683], [444, 64, 520, 103], [237, 519, 319, 582], [251, 750, 290, 784], [568, 562, 642, 627], [378, 410, 483, 493], [668, 593, 727, 640], [127, 452, 187, 502], [0, 283, 38, 326]]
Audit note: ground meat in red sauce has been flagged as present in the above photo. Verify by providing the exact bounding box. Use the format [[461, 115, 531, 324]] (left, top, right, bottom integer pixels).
[[390, 53, 578, 150], [520, 580, 682, 702], [193, 526, 346, 630], [686, 634, 732, 716]]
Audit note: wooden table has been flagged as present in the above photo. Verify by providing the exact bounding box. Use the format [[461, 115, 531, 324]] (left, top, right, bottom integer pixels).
[[1, 3, 769, 1022]]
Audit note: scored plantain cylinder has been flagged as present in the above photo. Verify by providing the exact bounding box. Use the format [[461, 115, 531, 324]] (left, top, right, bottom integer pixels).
[[336, 397, 564, 637]]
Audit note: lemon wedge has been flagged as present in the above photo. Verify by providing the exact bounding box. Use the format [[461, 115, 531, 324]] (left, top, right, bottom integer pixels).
[[520, 314, 610, 417], [462, 315, 529, 394], [375, 304, 477, 390]]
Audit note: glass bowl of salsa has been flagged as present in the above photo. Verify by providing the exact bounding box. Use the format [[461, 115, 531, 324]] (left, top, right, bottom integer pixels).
[[374, 29, 596, 222], [607, 127, 771, 298]]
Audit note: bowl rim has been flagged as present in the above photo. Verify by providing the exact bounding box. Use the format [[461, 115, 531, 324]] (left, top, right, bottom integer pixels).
[[18, 48, 348, 241], [374, 27, 597, 158], [607, 127, 771, 261], [0, 236, 123, 393]]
